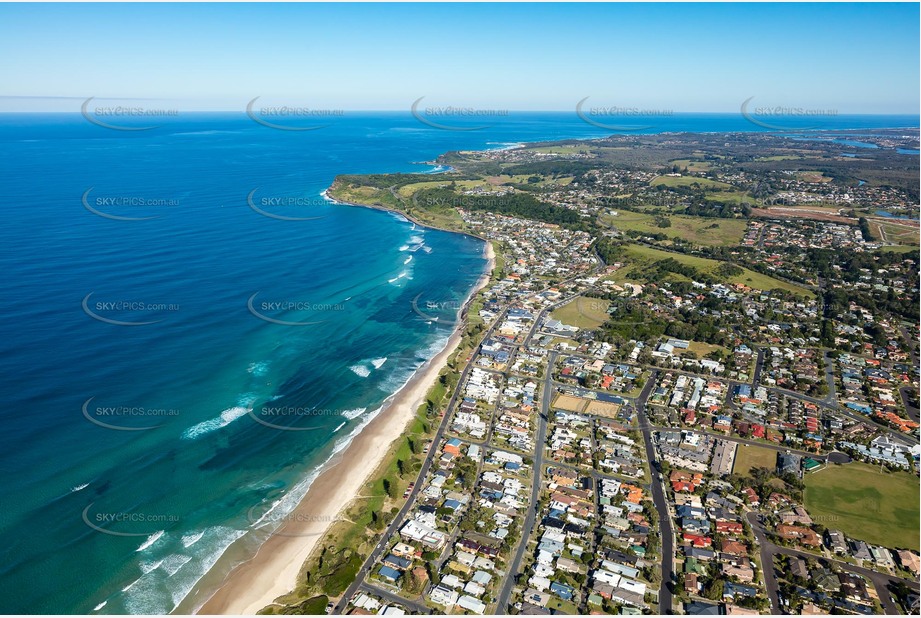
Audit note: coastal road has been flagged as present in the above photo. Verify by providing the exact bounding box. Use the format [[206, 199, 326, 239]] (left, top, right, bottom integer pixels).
[[634, 370, 675, 614], [358, 583, 431, 615], [745, 512, 919, 615], [494, 351, 555, 613], [331, 308, 509, 615]]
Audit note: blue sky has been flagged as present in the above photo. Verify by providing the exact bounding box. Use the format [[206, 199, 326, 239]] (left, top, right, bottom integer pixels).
[[1, 2, 918, 113]]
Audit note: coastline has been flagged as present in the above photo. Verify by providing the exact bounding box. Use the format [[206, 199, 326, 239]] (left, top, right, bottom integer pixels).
[[195, 225, 495, 615], [321, 187, 490, 244]]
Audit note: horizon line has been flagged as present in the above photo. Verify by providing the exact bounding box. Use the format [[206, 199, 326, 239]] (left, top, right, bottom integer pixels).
[[1, 109, 919, 117]]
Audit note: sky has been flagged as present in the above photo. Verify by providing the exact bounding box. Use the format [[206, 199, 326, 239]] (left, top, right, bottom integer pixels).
[[1, 2, 919, 114]]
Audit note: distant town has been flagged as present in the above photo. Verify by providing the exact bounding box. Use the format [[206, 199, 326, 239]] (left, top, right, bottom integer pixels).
[[267, 129, 919, 616]]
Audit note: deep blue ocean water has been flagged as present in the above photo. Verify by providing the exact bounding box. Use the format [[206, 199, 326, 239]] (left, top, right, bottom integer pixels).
[[0, 111, 917, 614]]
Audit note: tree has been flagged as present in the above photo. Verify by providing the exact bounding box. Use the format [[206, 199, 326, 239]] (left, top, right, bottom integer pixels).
[[702, 578, 725, 600]]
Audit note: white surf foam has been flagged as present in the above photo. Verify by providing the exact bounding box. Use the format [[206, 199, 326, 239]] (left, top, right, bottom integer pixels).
[[349, 364, 370, 378], [71, 482, 89, 493], [159, 553, 193, 577], [167, 528, 247, 609], [333, 421, 346, 433], [93, 601, 107, 611], [371, 357, 387, 370], [136, 530, 164, 552], [486, 141, 524, 151], [247, 361, 269, 377], [121, 527, 248, 615], [181, 530, 205, 548], [341, 407, 366, 420], [162, 337, 463, 614], [139, 559, 163, 575], [181, 399, 252, 440]]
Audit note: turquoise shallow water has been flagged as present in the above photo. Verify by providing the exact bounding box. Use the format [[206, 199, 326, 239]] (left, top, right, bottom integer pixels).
[[0, 112, 916, 613]]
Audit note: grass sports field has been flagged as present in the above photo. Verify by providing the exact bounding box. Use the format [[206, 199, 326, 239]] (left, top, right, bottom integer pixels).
[[804, 462, 919, 551], [551, 296, 611, 329]]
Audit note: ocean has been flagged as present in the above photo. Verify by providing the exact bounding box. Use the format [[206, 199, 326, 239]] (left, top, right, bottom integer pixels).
[[0, 111, 916, 614]]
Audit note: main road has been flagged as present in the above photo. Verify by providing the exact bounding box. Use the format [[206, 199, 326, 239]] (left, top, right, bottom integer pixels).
[[634, 369, 675, 614], [493, 350, 554, 612], [898, 322, 920, 423]]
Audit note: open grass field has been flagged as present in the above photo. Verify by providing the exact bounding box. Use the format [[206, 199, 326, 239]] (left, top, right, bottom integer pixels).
[[669, 159, 712, 172], [549, 337, 581, 351], [551, 296, 611, 329], [705, 190, 756, 205], [602, 211, 747, 247], [332, 184, 393, 205], [732, 444, 779, 476], [755, 155, 803, 162], [650, 175, 736, 190], [395, 179, 487, 197], [527, 144, 594, 155], [804, 462, 920, 551], [869, 218, 920, 246], [795, 171, 834, 183], [680, 340, 729, 358], [880, 244, 921, 254], [484, 173, 574, 187], [751, 206, 853, 224], [615, 244, 815, 298], [545, 598, 580, 614], [774, 204, 846, 213]]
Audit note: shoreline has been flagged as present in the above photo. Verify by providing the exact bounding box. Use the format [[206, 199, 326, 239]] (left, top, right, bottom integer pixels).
[[194, 227, 495, 615], [321, 187, 491, 244]]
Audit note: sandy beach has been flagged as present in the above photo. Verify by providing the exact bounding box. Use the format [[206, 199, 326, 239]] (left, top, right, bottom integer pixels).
[[196, 239, 495, 615]]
